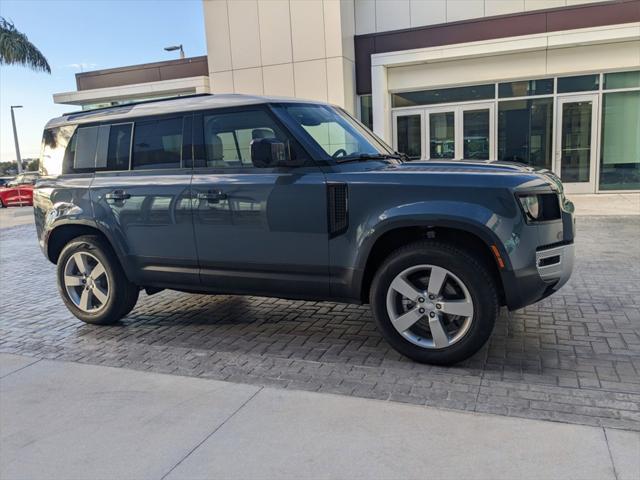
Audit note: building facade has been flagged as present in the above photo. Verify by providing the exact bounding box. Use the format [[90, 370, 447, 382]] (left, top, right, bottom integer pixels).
[[54, 0, 640, 193]]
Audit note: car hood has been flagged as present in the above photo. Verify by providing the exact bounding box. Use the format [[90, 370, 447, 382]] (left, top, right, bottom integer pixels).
[[388, 159, 564, 192], [396, 159, 540, 174]]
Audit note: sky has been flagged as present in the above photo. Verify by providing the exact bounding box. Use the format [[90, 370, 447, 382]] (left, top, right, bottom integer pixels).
[[0, 0, 206, 162]]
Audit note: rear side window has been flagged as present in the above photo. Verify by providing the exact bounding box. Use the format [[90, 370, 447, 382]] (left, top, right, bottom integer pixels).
[[107, 124, 132, 171], [72, 123, 132, 172], [40, 126, 75, 176], [132, 117, 183, 170]]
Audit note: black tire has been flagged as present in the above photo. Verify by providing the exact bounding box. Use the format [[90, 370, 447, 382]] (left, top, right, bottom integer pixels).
[[57, 235, 139, 325], [0, 198, 5, 208], [370, 240, 498, 365]]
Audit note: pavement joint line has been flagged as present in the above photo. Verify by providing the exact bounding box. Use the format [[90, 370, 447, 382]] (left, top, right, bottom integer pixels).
[[159, 385, 264, 480], [603, 427, 620, 480], [0, 357, 41, 380]]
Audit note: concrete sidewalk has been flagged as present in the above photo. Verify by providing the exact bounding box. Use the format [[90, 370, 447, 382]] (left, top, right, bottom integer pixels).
[[1, 354, 638, 480], [568, 193, 639, 216]]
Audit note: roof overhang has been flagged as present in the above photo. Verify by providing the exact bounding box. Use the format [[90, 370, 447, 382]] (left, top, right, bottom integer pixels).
[[53, 76, 210, 106]]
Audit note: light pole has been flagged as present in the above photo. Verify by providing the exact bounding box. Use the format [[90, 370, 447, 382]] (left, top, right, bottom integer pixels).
[[164, 44, 185, 59], [10, 105, 23, 174]]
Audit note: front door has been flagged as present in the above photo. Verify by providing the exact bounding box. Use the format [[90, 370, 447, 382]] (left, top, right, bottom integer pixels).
[[556, 94, 599, 194], [191, 107, 330, 298], [394, 103, 495, 160]]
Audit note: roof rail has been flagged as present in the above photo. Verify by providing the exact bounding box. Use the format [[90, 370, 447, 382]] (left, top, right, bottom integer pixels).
[[62, 93, 213, 117]]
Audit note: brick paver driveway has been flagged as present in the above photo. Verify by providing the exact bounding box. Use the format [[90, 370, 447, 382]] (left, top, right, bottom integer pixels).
[[1, 215, 639, 431]]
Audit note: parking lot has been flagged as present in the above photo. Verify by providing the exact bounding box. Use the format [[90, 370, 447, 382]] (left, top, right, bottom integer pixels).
[[1, 207, 639, 431]]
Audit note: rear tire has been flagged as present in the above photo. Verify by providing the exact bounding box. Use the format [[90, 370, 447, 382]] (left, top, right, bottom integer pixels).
[[57, 235, 139, 325], [370, 240, 498, 365], [0, 199, 5, 208]]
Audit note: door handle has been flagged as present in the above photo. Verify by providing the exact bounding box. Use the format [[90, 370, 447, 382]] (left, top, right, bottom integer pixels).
[[105, 190, 131, 202], [196, 190, 227, 203]]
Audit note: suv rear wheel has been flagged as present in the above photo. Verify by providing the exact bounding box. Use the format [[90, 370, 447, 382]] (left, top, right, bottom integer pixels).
[[57, 235, 139, 325], [370, 240, 498, 365]]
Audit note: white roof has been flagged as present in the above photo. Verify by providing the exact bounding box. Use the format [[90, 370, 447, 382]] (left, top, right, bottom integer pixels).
[[45, 94, 326, 129]]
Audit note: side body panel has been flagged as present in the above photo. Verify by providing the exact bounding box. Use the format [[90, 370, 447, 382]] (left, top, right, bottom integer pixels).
[[90, 170, 197, 287], [191, 167, 330, 298], [323, 162, 572, 309]]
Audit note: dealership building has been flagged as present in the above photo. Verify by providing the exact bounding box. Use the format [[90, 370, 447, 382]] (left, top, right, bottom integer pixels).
[[54, 0, 640, 193]]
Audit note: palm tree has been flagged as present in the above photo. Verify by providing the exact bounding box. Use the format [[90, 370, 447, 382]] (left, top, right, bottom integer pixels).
[[0, 17, 50, 73]]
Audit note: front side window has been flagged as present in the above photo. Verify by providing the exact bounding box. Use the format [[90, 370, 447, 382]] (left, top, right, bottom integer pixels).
[[202, 109, 298, 168], [132, 117, 183, 170], [274, 104, 392, 161]]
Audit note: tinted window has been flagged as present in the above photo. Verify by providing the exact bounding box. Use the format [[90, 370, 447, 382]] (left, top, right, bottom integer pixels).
[[498, 98, 553, 169], [202, 109, 297, 168], [396, 115, 421, 159], [74, 126, 100, 169], [106, 123, 132, 171], [498, 79, 553, 98], [557, 74, 599, 93], [392, 84, 494, 108], [132, 117, 183, 170]]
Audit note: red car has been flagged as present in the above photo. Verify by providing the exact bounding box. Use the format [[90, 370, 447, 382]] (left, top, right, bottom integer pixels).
[[0, 173, 39, 208]]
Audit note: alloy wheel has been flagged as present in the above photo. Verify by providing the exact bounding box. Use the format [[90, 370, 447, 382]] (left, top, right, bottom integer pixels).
[[63, 252, 110, 313], [385, 264, 474, 349]]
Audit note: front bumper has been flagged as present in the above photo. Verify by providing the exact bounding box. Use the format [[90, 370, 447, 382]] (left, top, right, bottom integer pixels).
[[535, 242, 575, 291], [502, 241, 575, 310]]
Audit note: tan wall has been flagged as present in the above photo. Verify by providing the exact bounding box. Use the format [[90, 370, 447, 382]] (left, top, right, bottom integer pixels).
[[203, 0, 357, 113], [355, 0, 616, 34], [387, 40, 640, 92]]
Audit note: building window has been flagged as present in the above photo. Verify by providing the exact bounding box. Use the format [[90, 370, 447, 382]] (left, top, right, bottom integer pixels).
[[359, 95, 373, 130], [392, 84, 494, 108], [498, 79, 553, 98], [604, 70, 640, 90], [557, 74, 599, 93], [396, 115, 421, 159], [599, 91, 640, 190], [498, 98, 553, 169]]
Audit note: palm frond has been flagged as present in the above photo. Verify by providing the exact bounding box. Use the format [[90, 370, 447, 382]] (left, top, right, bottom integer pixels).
[[0, 17, 51, 73]]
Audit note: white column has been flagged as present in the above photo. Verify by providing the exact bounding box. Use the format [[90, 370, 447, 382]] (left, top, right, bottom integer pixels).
[[371, 64, 391, 144]]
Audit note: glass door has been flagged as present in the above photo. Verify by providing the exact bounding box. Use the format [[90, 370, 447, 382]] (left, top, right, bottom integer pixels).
[[392, 109, 424, 160], [556, 94, 599, 193], [426, 107, 456, 159], [393, 103, 495, 161], [425, 103, 494, 160], [460, 104, 494, 161]]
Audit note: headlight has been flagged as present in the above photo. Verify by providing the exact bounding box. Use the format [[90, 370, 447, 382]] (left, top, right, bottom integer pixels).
[[517, 193, 561, 222], [519, 195, 540, 220]]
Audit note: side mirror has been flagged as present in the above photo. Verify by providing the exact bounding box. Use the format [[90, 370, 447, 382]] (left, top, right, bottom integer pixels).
[[250, 138, 291, 168]]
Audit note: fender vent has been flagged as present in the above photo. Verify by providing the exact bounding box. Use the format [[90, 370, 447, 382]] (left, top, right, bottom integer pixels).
[[327, 183, 348, 237]]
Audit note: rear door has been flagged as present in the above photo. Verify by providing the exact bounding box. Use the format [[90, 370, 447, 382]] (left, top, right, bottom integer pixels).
[[191, 106, 329, 298], [89, 116, 198, 288]]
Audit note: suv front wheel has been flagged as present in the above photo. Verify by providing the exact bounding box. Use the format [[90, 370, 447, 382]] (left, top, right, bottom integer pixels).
[[370, 241, 498, 365], [57, 235, 139, 325]]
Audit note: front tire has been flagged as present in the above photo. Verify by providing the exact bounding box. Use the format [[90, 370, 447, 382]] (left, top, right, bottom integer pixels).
[[57, 235, 139, 325], [370, 240, 498, 365]]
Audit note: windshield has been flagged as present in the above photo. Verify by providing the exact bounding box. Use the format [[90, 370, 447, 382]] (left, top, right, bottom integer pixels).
[[273, 103, 394, 161]]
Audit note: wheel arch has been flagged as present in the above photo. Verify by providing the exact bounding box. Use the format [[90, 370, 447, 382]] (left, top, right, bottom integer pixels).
[[359, 221, 507, 306]]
